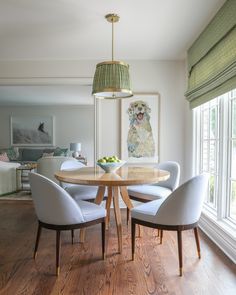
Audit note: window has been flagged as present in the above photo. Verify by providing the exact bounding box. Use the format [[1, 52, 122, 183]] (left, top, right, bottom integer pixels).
[[199, 99, 219, 212], [195, 88, 236, 229]]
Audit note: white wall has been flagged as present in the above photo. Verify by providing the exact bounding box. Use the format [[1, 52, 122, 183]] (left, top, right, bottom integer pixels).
[[97, 60, 189, 182], [0, 59, 191, 181], [0, 105, 95, 165]]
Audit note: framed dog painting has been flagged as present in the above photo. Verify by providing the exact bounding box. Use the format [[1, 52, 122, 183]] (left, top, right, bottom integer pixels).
[[120, 93, 160, 163]]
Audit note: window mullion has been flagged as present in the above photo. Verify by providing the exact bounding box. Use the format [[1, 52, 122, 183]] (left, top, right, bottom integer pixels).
[[193, 109, 200, 175], [217, 95, 226, 220], [226, 94, 234, 221], [226, 94, 231, 219]]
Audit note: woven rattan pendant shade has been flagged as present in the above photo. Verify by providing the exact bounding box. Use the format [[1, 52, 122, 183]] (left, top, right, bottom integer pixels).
[[92, 61, 132, 99], [92, 14, 133, 99]]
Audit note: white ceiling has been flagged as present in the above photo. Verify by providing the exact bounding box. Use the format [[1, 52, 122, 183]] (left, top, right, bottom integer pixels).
[[0, 0, 225, 61], [0, 0, 226, 105]]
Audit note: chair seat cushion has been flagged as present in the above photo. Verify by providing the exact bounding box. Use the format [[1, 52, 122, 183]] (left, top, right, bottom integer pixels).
[[65, 185, 99, 201], [76, 200, 106, 222], [131, 199, 165, 223], [128, 185, 172, 201]]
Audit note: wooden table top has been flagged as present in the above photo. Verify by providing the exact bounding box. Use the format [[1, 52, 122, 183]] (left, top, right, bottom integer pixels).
[[55, 165, 170, 186]]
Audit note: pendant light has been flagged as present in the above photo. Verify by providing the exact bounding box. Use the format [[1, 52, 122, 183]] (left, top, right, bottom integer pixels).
[[92, 13, 133, 99]]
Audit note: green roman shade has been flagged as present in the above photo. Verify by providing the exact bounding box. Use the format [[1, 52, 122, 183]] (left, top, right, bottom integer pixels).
[[185, 0, 236, 108]]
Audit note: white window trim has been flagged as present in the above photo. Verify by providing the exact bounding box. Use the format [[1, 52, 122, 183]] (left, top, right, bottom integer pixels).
[[194, 92, 236, 263]]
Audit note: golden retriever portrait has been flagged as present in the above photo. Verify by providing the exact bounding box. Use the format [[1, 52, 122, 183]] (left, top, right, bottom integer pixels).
[[127, 100, 155, 158]]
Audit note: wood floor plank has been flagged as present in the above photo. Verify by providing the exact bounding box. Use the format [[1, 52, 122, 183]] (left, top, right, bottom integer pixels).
[[0, 200, 235, 295]]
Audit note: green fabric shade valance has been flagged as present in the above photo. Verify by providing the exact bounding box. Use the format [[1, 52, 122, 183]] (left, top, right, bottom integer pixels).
[[92, 61, 132, 99], [185, 0, 236, 108]]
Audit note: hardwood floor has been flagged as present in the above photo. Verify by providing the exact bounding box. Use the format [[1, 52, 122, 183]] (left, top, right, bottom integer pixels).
[[0, 201, 235, 295]]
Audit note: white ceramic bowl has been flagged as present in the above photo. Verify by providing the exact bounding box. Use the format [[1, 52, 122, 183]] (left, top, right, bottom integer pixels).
[[96, 161, 126, 173]]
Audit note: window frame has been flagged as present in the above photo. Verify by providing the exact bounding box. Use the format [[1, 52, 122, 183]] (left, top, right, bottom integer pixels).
[[226, 93, 236, 225], [198, 98, 220, 215], [194, 89, 236, 232]]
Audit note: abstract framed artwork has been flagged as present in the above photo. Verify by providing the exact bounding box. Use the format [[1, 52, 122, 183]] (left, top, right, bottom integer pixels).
[[121, 93, 160, 163], [10, 116, 55, 146]]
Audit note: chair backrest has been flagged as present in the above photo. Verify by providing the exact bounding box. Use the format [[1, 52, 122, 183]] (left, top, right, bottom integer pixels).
[[153, 161, 180, 191], [155, 174, 209, 226], [60, 160, 85, 189], [37, 156, 74, 184], [29, 172, 85, 225], [60, 160, 85, 170]]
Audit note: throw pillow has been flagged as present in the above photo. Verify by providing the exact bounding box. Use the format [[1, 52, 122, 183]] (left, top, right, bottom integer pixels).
[[0, 152, 10, 162], [6, 147, 18, 161], [53, 147, 69, 156]]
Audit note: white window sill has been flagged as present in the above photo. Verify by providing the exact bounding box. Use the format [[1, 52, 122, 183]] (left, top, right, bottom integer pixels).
[[199, 210, 236, 263]]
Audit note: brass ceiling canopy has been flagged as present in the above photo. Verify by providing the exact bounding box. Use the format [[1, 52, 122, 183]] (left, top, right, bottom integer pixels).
[[92, 13, 133, 99], [105, 13, 120, 23]]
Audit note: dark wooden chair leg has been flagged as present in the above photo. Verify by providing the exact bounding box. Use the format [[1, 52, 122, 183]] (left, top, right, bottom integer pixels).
[[127, 207, 130, 225], [177, 230, 183, 276], [194, 227, 201, 259], [56, 230, 61, 276], [34, 223, 42, 259], [71, 229, 74, 244], [160, 230, 163, 244], [131, 219, 136, 260], [102, 221, 106, 259], [157, 229, 160, 237]]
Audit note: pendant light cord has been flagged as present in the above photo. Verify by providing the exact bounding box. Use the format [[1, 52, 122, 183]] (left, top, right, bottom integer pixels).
[[112, 20, 115, 98], [112, 20, 114, 61]]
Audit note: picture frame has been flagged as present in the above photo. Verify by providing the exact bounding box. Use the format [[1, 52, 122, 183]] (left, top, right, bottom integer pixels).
[[120, 93, 160, 163], [10, 115, 55, 146]]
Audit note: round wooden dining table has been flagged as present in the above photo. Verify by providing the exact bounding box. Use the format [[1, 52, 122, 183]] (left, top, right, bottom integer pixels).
[[55, 165, 170, 253]]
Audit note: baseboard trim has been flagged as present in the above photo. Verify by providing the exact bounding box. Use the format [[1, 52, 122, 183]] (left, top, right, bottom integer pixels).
[[199, 213, 236, 263], [0, 190, 17, 197]]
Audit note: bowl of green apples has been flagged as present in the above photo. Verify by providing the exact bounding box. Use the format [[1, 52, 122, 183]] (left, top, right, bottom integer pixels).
[[97, 156, 126, 173]]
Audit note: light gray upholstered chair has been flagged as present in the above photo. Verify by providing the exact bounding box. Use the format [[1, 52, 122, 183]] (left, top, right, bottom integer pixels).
[[60, 160, 101, 201], [127, 161, 180, 223], [37, 156, 74, 184], [131, 174, 209, 276], [29, 172, 106, 276]]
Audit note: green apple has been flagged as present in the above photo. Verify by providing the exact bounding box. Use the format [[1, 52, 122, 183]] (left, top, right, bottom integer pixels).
[[98, 155, 122, 164], [98, 158, 106, 163]]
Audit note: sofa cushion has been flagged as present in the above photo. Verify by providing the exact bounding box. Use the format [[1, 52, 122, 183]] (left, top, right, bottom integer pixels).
[[12, 147, 69, 162], [42, 152, 54, 157], [43, 148, 55, 154], [53, 147, 69, 156], [21, 149, 44, 161]]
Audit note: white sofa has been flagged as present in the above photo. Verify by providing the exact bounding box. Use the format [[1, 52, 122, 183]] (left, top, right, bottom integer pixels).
[[0, 161, 21, 195], [37, 156, 75, 184]]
